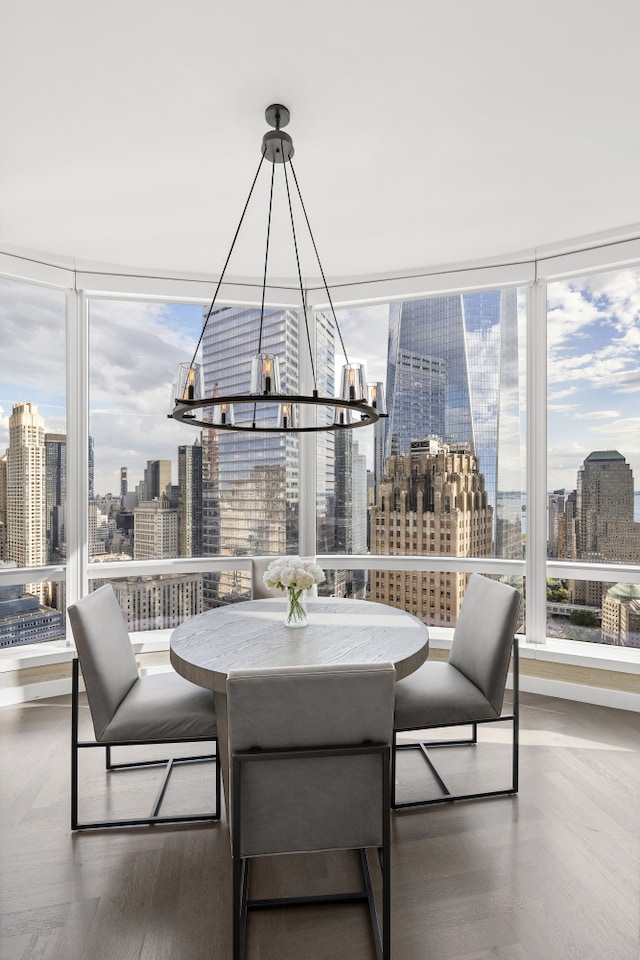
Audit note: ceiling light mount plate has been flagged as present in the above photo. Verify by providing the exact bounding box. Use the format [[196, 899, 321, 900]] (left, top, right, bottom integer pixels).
[[262, 103, 294, 163], [265, 103, 290, 129]]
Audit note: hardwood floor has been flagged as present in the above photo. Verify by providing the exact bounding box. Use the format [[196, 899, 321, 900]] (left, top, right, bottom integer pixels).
[[1, 691, 639, 960]]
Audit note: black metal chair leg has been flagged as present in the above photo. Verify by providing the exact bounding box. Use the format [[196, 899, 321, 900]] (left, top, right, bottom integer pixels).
[[72, 658, 220, 830], [71, 657, 80, 830]]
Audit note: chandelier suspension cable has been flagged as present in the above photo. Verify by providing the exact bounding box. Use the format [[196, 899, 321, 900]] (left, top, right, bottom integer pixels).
[[282, 149, 318, 393], [170, 105, 384, 434], [288, 160, 350, 365], [188, 151, 267, 371]]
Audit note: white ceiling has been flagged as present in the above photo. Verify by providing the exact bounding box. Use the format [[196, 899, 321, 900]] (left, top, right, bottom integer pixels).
[[2, 0, 640, 286]]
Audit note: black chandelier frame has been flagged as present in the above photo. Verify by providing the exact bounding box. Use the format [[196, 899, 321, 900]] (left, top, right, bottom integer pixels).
[[169, 103, 385, 434]]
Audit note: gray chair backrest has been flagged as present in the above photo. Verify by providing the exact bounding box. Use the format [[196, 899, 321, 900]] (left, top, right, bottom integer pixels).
[[67, 584, 139, 740], [449, 574, 521, 714], [227, 662, 396, 857], [250, 557, 281, 599]]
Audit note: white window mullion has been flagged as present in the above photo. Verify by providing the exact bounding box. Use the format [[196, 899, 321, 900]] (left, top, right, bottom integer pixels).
[[526, 280, 548, 643], [65, 288, 89, 610]]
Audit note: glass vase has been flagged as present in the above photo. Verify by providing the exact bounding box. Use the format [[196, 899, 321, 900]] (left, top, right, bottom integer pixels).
[[284, 587, 308, 628]]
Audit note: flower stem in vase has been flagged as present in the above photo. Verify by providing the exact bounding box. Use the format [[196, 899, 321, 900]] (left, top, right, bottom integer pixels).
[[285, 587, 308, 628]]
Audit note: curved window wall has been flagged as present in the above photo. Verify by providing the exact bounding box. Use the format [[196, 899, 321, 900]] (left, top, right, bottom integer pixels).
[[0, 237, 639, 661]]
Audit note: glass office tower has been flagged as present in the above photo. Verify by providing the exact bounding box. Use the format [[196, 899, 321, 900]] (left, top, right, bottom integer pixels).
[[200, 305, 304, 601], [385, 290, 523, 558]]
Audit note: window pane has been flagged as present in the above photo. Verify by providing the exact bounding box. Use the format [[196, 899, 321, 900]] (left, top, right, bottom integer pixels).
[[91, 573, 203, 631], [88, 299, 300, 613], [0, 277, 66, 645], [88, 298, 203, 563], [547, 267, 640, 647], [201, 306, 300, 601], [317, 291, 526, 624]]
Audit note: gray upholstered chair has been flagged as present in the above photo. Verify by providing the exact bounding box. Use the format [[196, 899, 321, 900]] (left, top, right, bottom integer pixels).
[[392, 573, 521, 808], [68, 584, 220, 829], [227, 662, 395, 960], [250, 557, 279, 599]]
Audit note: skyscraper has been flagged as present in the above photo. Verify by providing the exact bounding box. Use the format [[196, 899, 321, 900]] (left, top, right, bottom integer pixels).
[[570, 450, 640, 613], [133, 500, 178, 560], [45, 433, 66, 563], [371, 438, 493, 624], [547, 489, 566, 558], [88, 435, 94, 501], [601, 584, 640, 648], [577, 451, 639, 561], [6, 403, 47, 587], [334, 432, 367, 597], [560, 490, 578, 560], [143, 460, 172, 502], [178, 440, 203, 557], [109, 574, 203, 631], [200, 305, 309, 599], [384, 290, 522, 558], [0, 453, 7, 560], [315, 310, 337, 557]]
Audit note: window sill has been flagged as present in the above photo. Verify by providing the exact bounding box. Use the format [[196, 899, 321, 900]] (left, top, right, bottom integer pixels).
[[2, 630, 638, 710]]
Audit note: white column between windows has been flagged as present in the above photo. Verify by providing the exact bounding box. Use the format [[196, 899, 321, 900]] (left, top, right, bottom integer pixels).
[[65, 287, 89, 613], [526, 279, 548, 644]]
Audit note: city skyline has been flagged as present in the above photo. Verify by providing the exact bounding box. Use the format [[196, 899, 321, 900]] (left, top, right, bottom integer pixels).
[[2, 391, 640, 646], [2, 271, 639, 497]]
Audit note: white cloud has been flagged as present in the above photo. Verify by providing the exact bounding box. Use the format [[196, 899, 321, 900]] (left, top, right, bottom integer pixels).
[[573, 410, 620, 420], [548, 403, 579, 413], [88, 301, 202, 491], [0, 278, 66, 391], [547, 270, 640, 398], [0, 280, 202, 491], [587, 416, 640, 450], [333, 304, 390, 385], [548, 386, 577, 400]]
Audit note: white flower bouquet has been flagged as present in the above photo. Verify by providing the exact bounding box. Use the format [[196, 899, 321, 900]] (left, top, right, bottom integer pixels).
[[263, 556, 326, 627]]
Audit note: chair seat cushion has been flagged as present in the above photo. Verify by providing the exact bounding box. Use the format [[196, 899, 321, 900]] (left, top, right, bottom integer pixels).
[[101, 671, 217, 743], [394, 660, 499, 730]]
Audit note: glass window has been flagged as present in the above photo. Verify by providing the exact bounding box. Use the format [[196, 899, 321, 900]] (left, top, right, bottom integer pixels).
[[546, 267, 640, 647], [89, 298, 203, 560], [316, 290, 527, 625], [201, 305, 300, 602], [90, 573, 204, 632], [0, 277, 66, 645], [88, 298, 300, 612]]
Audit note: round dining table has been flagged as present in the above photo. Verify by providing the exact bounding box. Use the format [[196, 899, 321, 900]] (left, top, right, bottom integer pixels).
[[170, 596, 430, 814], [170, 596, 430, 692]]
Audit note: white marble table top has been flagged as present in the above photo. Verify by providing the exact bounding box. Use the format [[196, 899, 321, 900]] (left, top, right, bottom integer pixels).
[[170, 596, 430, 693]]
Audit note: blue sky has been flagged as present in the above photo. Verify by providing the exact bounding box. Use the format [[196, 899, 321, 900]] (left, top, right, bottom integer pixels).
[[1, 271, 639, 498], [547, 268, 640, 491]]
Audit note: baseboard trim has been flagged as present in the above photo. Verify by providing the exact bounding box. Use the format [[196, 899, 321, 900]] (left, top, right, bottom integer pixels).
[[517, 675, 640, 712], [2, 671, 638, 712]]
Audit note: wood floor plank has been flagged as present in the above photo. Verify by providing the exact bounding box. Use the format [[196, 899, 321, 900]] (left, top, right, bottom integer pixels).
[[1, 692, 639, 960]]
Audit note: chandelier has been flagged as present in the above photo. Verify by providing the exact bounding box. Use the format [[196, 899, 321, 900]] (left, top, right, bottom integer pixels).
[[169, 104, 386, 433]]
